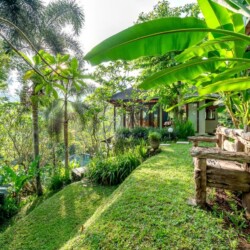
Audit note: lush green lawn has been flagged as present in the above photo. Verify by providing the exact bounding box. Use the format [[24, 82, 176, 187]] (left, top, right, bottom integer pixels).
[[62, 144, 238, 250], [0, 182, 116, 250], [0, 144, 239, 249]]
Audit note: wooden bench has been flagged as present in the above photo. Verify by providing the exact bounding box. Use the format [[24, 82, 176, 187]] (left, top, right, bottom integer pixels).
[[188, 126, 250, 216]]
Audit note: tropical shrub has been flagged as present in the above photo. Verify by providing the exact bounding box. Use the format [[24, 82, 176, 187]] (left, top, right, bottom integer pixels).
[[48, 175, 68, 191], [0, 159, 39, 222], [114, 127, 177, 148], [113, 136, 141, 154], [115, 128, 131, 138], [135, 141, 148, 160], [174, 119, 195, 139], [87, 145, 146, 185], [131, 127, 149, 140], [0, 158, 38, 197], [48, 165, 72, 191], [0, 197, 19, 223]]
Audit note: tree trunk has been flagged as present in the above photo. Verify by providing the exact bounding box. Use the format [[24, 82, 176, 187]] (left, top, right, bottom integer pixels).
[[64, 93, 69, 178], [102, 105, 110, 157], [31, 88, 43, 196], [52, 143, 56, 172]]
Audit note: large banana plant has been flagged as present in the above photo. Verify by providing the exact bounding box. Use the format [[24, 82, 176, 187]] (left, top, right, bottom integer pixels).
[[84, 0, 250, 128]]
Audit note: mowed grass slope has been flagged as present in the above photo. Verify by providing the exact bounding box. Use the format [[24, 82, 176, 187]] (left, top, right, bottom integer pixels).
[[62, 144, 238, 250], [0, 183, 116, 250]]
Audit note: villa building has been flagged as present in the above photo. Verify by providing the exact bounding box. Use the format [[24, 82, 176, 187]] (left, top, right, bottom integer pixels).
[[109, 88, 218, 135]]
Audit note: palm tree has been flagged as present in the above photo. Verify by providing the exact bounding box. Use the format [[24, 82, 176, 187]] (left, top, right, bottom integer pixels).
[[0, 0, 84, 55], [0, 0, 84, 195], [0, 0, 42, 50], [45, 91, 89, 177]]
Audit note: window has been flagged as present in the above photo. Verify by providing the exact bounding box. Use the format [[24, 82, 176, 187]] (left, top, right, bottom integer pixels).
[[206, 106, 216, 120]]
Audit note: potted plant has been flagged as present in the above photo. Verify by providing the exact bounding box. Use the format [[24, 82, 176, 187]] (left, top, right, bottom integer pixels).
[[148, 132, 161, 150]]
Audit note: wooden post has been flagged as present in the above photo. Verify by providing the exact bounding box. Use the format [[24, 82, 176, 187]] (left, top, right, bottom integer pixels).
[[194, 158, 207, 207], [235, 139, 244, 152], [221, 135, 226, 150], [243, 125, 250, 217], [242, 192, 250, 219], [243, 147, 250, 171], [216, 133, 222, 149]]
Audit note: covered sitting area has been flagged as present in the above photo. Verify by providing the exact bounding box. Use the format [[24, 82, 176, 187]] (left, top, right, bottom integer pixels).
[[109, 88, 169, 130]]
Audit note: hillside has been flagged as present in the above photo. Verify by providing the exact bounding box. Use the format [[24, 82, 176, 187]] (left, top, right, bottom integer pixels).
[[62, 144, 238, 249], [0, 182, 116, 250], [0, 145, 239, 249]]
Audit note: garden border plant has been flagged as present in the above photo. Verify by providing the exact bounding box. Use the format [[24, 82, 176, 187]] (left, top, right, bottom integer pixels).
[[86, 143, 148, 186]]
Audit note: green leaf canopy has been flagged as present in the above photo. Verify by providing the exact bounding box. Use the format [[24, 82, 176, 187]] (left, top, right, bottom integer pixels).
[[175, 36, 248, 62], [199, 77, 250, 95], [138, 57, 250, 90], [84, 17, 208, 65]]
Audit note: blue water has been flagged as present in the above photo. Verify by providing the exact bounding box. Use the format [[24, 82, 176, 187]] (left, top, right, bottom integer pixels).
[[69, 154, 91, 167]]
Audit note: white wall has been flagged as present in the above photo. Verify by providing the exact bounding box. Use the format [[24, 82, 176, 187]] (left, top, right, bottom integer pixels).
[[188, 103, 198, 132], [188, 101, 206, 135]]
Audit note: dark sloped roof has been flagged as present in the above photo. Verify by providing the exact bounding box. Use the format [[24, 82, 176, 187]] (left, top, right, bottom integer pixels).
[[110, 88, 143, 101]]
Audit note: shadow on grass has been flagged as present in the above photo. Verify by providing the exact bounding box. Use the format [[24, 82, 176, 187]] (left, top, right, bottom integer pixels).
[[0, 182, 116, 250], [0, 189, 60, 234]]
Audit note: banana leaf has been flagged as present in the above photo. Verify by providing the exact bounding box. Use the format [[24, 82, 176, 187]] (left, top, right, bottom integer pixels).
[[84, 17, 208, 65], [212, 62, 250, 82], [139, 57, 250, 90], [199, 76, 250, 94], [85, 17, 250, 66], [198, 0, 246, 57], [198, 0, 244, 33], [175, 36, 248, 62]]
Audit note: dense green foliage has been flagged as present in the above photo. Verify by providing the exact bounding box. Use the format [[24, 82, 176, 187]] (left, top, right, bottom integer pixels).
[[174, 119, 195, 139], [1, 1, 250, 249], [87, 144, 147, 185], [115, 123, 194, 142], [48, 174, 70, 191], [0, 159, 39, 222]]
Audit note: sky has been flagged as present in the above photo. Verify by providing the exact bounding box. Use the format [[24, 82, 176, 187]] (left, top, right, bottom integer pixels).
[[78, 0, 195, 53]]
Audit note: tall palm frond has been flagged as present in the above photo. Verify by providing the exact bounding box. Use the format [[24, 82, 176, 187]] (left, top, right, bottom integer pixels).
[[39, 29, 67, 53], [62, 34, 83, 58], [0, 0, 42, 49], [0, 0, 84, 56], [44, 0, 84, 36]]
